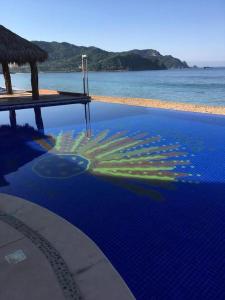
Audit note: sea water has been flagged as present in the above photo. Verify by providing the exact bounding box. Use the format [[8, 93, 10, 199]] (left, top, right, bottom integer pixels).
[[1, 68, 225, 106]]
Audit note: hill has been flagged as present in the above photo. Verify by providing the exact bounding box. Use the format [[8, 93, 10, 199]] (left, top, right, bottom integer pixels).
[[12, 41, 189, 72]]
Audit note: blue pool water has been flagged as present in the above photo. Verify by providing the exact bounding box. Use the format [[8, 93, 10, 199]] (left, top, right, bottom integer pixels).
[[1, 68, 225, 105], [0, 102, 225, 299]]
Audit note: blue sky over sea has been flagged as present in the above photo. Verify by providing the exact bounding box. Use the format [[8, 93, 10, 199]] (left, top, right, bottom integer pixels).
[[1, 0, 225, 66]]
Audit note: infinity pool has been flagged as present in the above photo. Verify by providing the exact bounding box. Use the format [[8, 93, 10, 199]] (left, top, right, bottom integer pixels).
[[0, 102, 225, 299]]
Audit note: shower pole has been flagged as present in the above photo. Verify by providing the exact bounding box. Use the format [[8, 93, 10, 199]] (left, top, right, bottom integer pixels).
[[82, 55, 89, 96], [82, 54, 91, 136]]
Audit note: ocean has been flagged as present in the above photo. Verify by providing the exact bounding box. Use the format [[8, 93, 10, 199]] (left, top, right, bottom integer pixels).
[[1, 68, 225, 106]]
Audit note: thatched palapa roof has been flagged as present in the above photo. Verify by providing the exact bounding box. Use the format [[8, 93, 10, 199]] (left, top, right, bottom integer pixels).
[[0, 25, 48, 99], [0, 25, 48, 65]]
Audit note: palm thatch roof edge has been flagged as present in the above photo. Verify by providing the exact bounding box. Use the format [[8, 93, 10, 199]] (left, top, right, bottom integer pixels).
[[0, 25, 48, 65]]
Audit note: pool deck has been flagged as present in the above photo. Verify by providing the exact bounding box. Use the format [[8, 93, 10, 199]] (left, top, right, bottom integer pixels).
[[92, 95, 225, 116], [0, 89, 91, 111], [0, 193, 134, 300]]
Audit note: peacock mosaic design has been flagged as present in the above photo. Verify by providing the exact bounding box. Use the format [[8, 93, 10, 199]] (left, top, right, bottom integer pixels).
[[32, 130, 196, 200]]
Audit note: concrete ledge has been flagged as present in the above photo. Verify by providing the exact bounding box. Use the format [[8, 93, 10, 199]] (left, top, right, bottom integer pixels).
[[0, 193, 135, 300]]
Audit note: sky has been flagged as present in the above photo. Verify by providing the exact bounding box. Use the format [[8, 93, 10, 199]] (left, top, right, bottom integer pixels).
[[1, 0, 225, 66]]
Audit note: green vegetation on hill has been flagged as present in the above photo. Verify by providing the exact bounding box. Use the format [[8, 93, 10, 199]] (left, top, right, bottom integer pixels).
[[12, 41, 189, 72]]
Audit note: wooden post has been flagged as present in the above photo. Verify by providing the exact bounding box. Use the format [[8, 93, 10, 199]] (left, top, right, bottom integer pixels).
[[9, 109, 16, 128], [34, 107, 44, 132], [30, 61, 39, 100], [2, 62, 13, 94]]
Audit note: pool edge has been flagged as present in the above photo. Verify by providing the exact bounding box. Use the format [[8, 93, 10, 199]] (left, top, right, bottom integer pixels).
[[91, 95, 225, 116], [0, 193, 135, 300]]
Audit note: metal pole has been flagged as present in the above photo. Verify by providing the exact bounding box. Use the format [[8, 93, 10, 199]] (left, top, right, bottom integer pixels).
[[86, 58, 89, 96], [87, 102, 91, 137], [84, 102, 91, 138], [82, 55, 89, 96], [82, 55, 85, 94], [84, 103, 88, 136]]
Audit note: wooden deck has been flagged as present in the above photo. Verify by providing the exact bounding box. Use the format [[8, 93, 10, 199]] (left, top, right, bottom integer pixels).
[[0, 89, 91, 111]]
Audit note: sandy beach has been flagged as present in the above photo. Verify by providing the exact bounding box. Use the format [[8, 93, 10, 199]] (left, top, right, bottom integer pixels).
[[91, 95, 225, 116]]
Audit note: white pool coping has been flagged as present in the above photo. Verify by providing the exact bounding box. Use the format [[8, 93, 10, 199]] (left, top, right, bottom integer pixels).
[[0, 193, 135, 300]]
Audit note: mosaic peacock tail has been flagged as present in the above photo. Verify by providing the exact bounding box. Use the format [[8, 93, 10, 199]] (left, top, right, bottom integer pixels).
[[32, 130, 195, 200]]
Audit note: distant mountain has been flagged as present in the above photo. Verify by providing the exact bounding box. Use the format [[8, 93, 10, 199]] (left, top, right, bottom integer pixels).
[[13, 41, 189, 72]]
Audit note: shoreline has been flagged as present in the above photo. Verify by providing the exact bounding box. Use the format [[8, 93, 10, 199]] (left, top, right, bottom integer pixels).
[[91, 95, 225, 116]]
